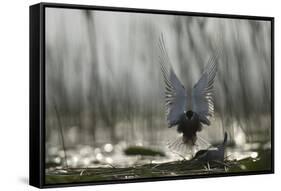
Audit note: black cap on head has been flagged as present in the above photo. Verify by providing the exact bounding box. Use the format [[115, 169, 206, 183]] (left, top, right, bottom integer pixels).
[[185, 110, 193, 119]]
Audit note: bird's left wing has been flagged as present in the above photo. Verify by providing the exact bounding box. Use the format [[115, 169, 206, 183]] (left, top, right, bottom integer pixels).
[[192, 51, 219, 125], [158, 35, 189, 127]]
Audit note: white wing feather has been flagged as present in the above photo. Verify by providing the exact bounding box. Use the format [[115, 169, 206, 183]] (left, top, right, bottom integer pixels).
[[192, 52, 218, 125], [158, 35, 190, 127]]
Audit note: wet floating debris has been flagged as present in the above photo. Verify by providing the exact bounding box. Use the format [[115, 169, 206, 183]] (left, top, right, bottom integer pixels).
[[124, 146, 166, 157]]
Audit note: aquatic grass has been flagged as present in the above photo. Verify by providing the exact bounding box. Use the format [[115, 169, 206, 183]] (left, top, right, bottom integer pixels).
[[45, 154, 269, 185]]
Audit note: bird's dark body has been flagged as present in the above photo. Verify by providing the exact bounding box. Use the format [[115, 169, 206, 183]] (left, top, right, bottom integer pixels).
[[193, 132, 228, 163], [176, 111, 202, 145]]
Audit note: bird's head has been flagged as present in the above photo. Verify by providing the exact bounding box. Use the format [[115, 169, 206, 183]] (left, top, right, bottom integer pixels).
[[185, 110, 194, 120]]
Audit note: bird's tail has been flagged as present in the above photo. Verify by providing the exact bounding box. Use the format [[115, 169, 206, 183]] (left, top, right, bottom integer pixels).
[[223, 132, 228, 145], [167, 135, 194, 155], [217, 132, 228, 152], [167, 134, 211, 155]]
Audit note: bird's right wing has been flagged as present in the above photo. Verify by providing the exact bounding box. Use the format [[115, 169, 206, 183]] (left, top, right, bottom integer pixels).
[[158, 35, 189, 127], [192, 50, 219, 125]]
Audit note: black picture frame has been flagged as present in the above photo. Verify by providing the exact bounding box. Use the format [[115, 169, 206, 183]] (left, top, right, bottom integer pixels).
[[29, 2, 274, 188]]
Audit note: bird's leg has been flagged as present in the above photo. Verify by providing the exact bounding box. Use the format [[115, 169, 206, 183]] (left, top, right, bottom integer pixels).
[[224, 166, 228, 172], [203, 163, 211, 171], [203, 165, 208, 170], [207, 162, 211, 171]]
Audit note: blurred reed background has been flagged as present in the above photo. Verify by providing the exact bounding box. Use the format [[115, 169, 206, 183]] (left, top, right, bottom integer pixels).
[[45, 8, 271, 165]]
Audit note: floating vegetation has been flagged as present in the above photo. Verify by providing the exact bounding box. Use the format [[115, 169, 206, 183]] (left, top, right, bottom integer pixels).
[[124, 146, 165, 157], [45, 148, 271, 184]]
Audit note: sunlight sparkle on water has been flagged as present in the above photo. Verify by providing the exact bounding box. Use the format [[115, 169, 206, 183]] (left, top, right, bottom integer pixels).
[[83, 158, 91, 166], [105, 157, 113, 164], [104, 143, 113, 152], [233, 124, 246, 146], [250, 152, 258, 159], [54, 157, 61, 164], [72, 156, 79, 165], [96, 153, 103, 161]]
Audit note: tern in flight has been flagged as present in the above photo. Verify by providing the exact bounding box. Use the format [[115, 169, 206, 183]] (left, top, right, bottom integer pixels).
[[158, 35, 219, 150]]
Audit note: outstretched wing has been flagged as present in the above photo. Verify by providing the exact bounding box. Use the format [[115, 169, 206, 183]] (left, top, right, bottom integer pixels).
[[158, 35, 189, 127], [192, 51, 219, 125]]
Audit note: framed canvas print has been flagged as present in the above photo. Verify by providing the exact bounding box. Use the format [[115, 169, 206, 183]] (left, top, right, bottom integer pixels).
[[29, 2, 274, 188]]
